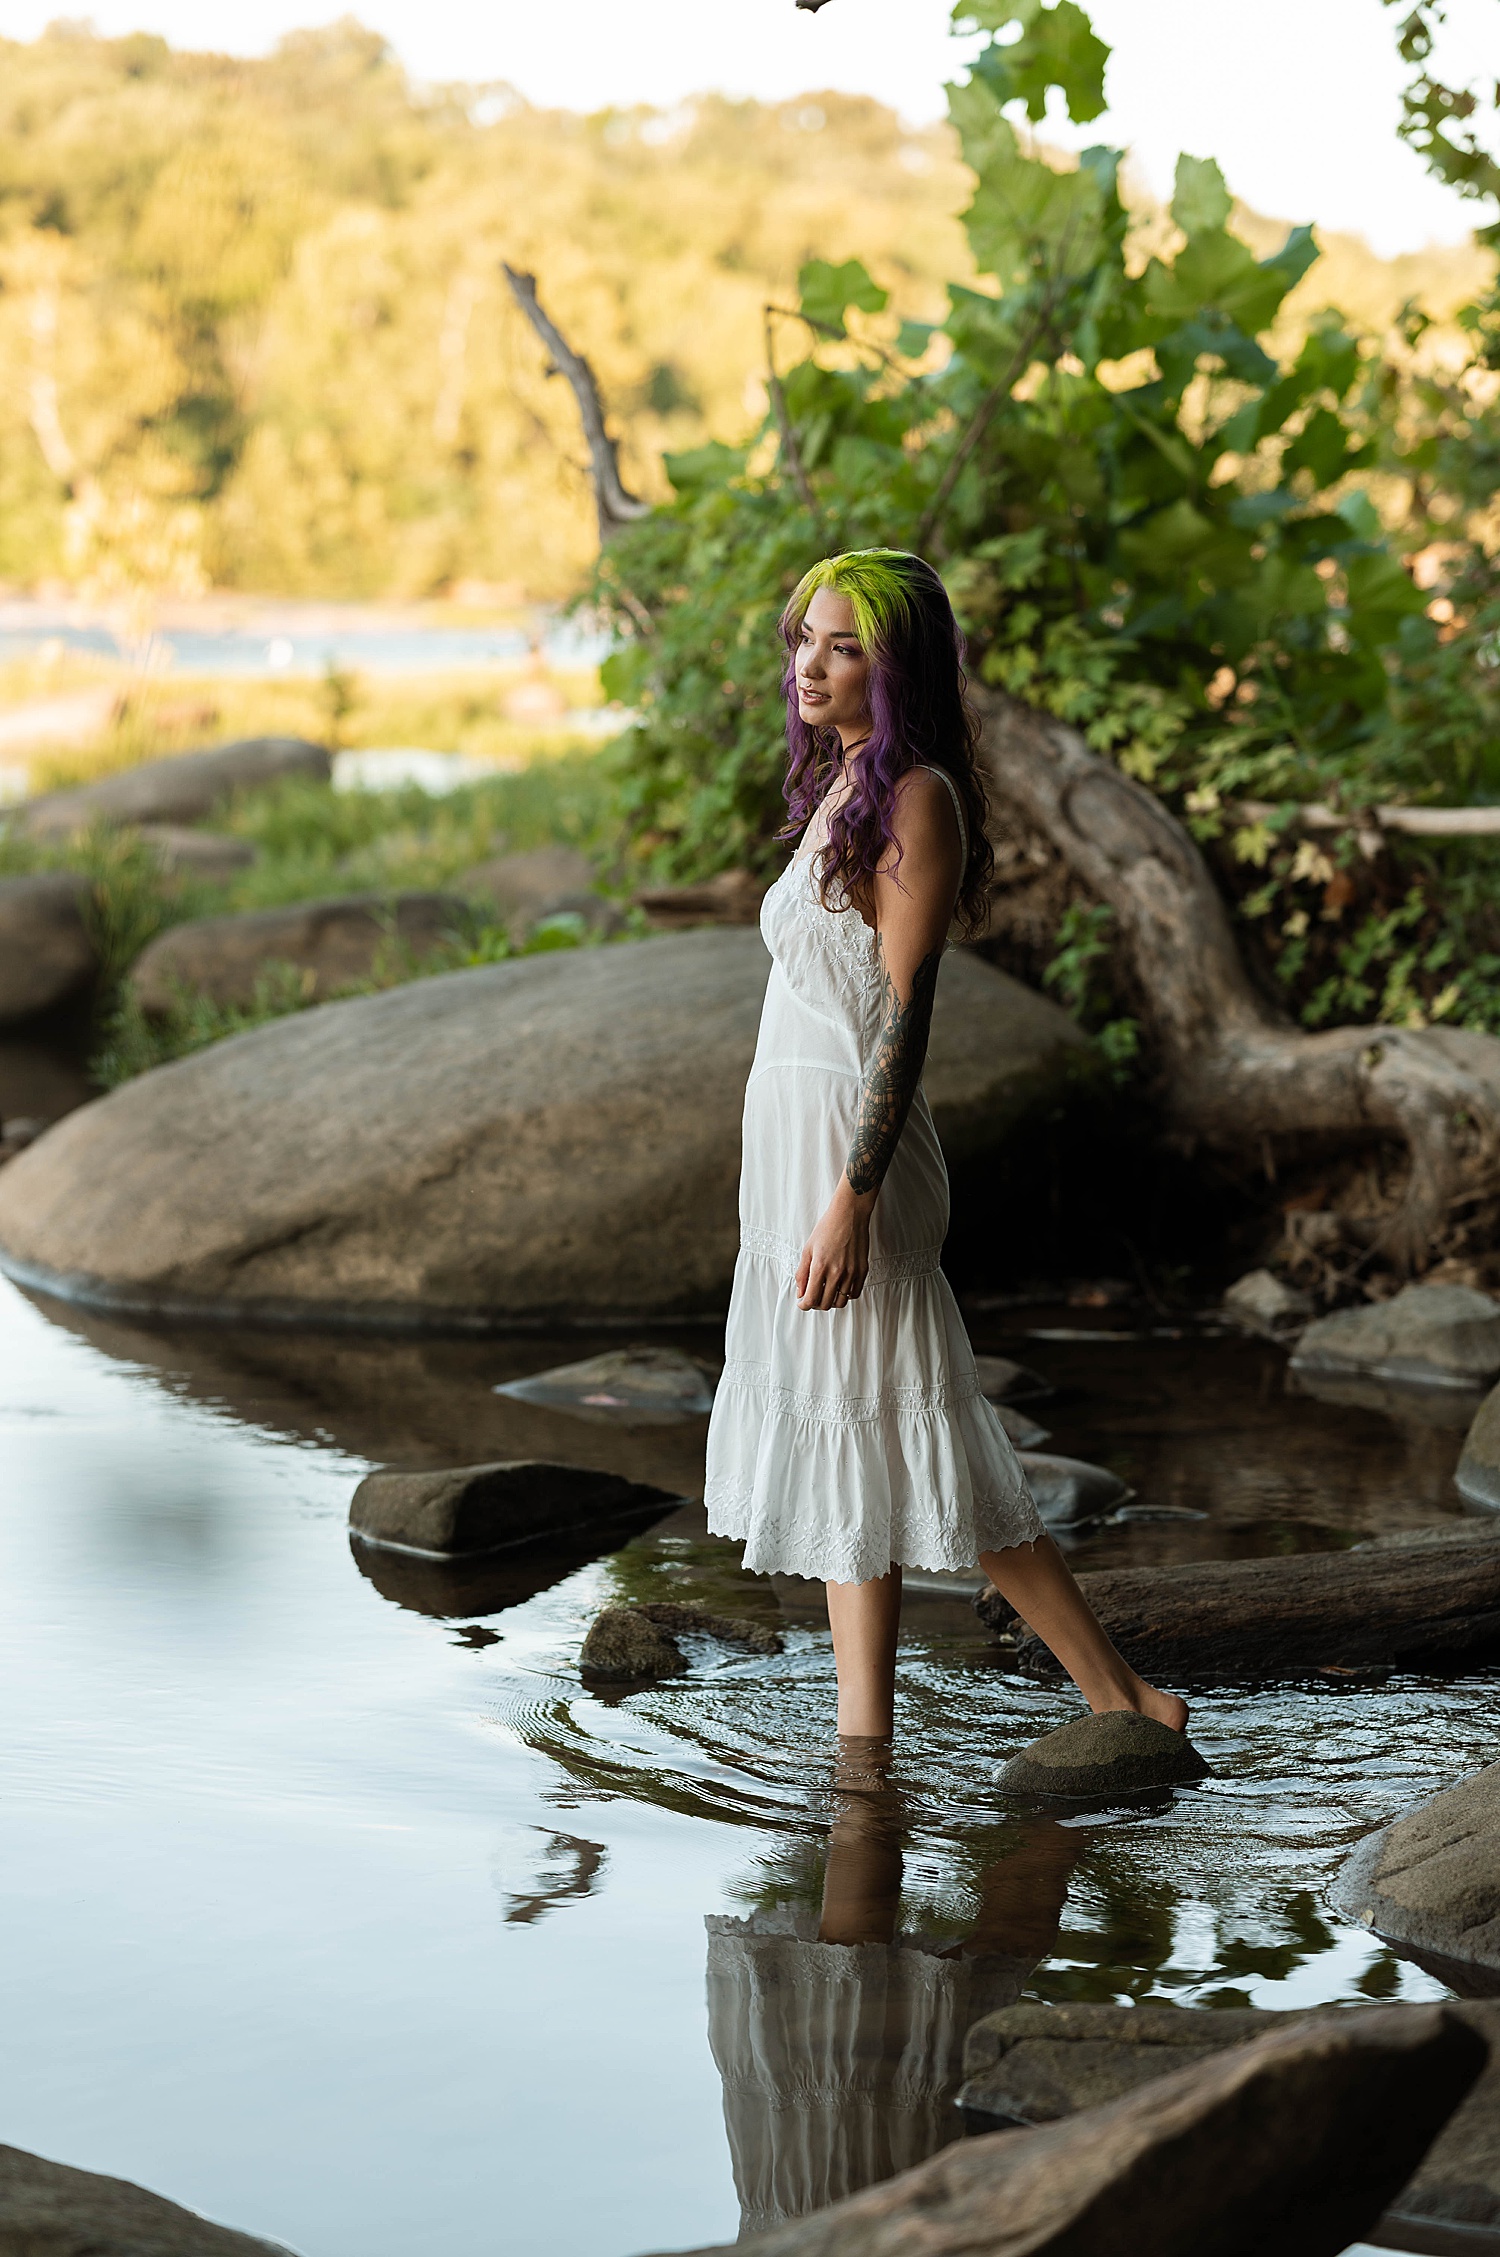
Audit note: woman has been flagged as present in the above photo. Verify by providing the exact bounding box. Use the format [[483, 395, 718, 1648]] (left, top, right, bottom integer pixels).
[[704, 547, 1187, 1744]]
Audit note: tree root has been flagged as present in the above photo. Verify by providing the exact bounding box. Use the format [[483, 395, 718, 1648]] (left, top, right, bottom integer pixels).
[[975, 690, 1500, 1274]]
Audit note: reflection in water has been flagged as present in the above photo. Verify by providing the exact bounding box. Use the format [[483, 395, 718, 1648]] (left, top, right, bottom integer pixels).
[[502, 1832, 609, 1926], [706, 1749, 1084, 2236]]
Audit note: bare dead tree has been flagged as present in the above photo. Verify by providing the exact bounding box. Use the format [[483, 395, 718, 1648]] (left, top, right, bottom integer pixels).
[[977, 687, 1500, 1271], [503, 266, 652, 543]]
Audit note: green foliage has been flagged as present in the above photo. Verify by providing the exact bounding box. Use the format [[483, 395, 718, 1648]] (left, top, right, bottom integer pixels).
[[593, 1, 1500, 1037]]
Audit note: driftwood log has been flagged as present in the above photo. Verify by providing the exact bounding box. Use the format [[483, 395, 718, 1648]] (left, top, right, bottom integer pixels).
[[974, 1526, 1500, 1680], [976, 690, 1500, 1269]]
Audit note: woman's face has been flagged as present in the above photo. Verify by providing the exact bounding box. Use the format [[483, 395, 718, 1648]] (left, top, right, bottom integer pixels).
[[795, 586, 871, 742]]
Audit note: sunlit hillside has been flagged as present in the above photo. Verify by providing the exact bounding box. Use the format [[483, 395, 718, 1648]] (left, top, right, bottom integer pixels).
[[0, 18, 1489, 605]]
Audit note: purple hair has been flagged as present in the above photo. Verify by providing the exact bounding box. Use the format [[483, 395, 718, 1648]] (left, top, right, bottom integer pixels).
[[778, 548, 994, 936]]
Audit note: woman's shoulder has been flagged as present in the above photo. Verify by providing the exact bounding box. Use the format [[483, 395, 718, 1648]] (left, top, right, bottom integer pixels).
[[888, 764, 964, 852]]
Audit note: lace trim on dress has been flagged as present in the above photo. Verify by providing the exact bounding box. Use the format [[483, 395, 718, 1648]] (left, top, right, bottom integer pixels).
[[718, 1356, 982, 1425], [703, 1471, 1041, 1585], [791, 852, 883, 984], [738, 1226, 942, 1287]]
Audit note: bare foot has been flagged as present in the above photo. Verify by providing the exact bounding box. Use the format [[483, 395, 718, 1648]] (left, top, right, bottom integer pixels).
[[1090, 1682, 1190, 1734]]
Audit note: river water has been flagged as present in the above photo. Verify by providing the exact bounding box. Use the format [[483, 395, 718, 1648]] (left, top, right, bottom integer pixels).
[[0, 1277, 1492, 2257]]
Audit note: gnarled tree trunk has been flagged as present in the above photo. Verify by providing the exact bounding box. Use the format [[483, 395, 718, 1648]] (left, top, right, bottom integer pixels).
[[976, 689, 1500, 1270]]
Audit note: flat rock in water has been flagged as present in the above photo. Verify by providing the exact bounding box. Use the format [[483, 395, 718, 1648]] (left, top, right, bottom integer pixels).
[[0, 2139, 293, 2254], [581, 1606, 687, 1679], [1459, 1382, 1500, 1508], [130, 890, 470, 1013], [1017, 1451, 1132, 1528], [995, 1403, 1050, 1449], [1293, 1360, 1485, 1432], [972, 1353, 1051, 1403], [998, 1709, 1208, 1800], [956, 1998, 1500, 2247], [1331, 1761, 1500, 1989], [0, 931, 1088, 1327], [349, 1459, 674, 1558], [16, 736, 329, 838], [648, 2004, 1484, 2257], [1222, 1267, 1312, 1337], [0, 874, 95, 1026], [496, 1346, 717, 1424], [1292, 1283, 1500, 1389]]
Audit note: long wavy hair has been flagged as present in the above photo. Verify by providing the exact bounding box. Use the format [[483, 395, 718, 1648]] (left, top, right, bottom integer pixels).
[[779, 548, 993, 936]]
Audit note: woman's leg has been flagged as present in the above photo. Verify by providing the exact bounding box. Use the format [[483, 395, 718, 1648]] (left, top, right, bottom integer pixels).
[[979, 1533, 1189, 1732], [825, 1569, 902, 1738]]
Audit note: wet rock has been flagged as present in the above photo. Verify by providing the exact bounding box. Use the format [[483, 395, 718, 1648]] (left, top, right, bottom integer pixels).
[[653, 2003, 1485, 2257], [1331, 1762, 1500, 1990], [997, 1709, 1209, 1800], [135, 823, 257, 880], [130, 891, 470, 1013], [1292, 1282, 1500, 1390], [0, 873, 95, 1025], [581, 1606, 687, 1679], [581, 1600, 783, 1678], [635, 869, 769, 929], [958, 1998, 1500, 2246], [1222, 1267, 1312, 1337], [456, 844, 599, 931], [16, 735, 329, 839], [1458, 1382, 1500, 1509], [995, 1404, 1050, 1450], [975, 1525, 1500, 1681], [349, 1459, 675, 1559], [1017, 1451, 1132, 1529], [1293, 1361, 1485, 1432], [0, 2138, 293, 2253], [0, 931, 1088, 1327], [496, 1346, 717, 1424], [972, 1353, 1051, 1403]]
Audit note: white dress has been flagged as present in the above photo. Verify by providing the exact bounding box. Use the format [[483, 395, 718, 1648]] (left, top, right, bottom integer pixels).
[[704, 769, 1043, 1584]]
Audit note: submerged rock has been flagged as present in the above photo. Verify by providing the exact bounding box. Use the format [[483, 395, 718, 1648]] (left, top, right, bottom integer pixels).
[[994, 1404, 1050, 1450], [1292, 1282, 1500, 1390], [16, 735, 328, 839], [0, 930, 1088, 1327], [0, 2139, 293, 2254], [496, 1346, 717, 1424], [581, 1600, 783, 1680], [1459, 1382, 1500, 1508], [1331, 1761, 1500, 1990], [1017, 1451, 1132, 1529], [957, 1998, 1500, 2246], [130, 891, 470, 1013], [998, 1710, 1209, 1800], [349, 1459, 674, 1558], [649, 2004, 1484, 2257], [580, 1606, 687, 1680], [972, 1354, 1051, 1403], [0, 874, 95, 1025]]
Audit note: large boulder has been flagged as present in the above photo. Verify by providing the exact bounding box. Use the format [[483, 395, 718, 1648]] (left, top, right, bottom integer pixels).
[[129, 891, 471, 1013], [455, 845, 622, 938], [0, 930, 1088, 1327], [958, 1999, 1500, 2246], [349, 1459, 674, 1558], [1291, 1283, 1500, 1389], [0, 2139, 293, 2254], [15, 736, 329, 839], [1459, 1381, 1500, 1508], [648, 2004, 1486, 2257], [0, 873, 95, 1024], [1331, 1762, 1500, 1990]]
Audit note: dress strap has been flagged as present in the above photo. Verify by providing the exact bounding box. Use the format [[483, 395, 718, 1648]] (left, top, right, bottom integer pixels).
[[914, 764, 968, 861]]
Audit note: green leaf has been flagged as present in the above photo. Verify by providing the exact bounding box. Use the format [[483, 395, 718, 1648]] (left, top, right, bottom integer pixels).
[[1336, 490, 1382, 542], [1283, 406, 1363, 487], [965, 1, 1109, 124], [1172, 154, 1232, 236], [896, 319, 937, 359], [662, 442, 748, 493], [797, 257, 888, 334], [1344, 551, 1427, 642]]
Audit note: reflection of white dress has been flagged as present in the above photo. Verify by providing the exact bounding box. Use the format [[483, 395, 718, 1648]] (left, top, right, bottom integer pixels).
[[705, 1910, 1032, 2238], [703, 773, 1042, 1584]]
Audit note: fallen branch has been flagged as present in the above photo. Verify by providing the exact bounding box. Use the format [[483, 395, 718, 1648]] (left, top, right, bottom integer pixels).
[[502, 266, 651, 542], [977, 689, 1500, 1268], [975, 1526, 1500, 1680], [1233, 798, 1500, 847]]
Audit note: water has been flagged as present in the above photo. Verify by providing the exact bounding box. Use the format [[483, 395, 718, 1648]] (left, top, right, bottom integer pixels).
[[0, 1279, 1491, 2257], [0, 602, 610, 678]]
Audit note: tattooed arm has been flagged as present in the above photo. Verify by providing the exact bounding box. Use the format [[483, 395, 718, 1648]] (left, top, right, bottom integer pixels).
[[796, 772, 964, 1313]]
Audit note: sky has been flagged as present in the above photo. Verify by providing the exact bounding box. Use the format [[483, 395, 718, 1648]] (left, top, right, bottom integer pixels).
[[2, 0, 1495, 257]]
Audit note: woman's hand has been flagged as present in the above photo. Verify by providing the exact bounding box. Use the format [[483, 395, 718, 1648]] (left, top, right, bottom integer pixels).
[[796, 1180, 876, 1311]]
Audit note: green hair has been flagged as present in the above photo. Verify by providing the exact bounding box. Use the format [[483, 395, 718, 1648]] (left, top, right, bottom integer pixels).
[[782, 548, 920, 652]]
